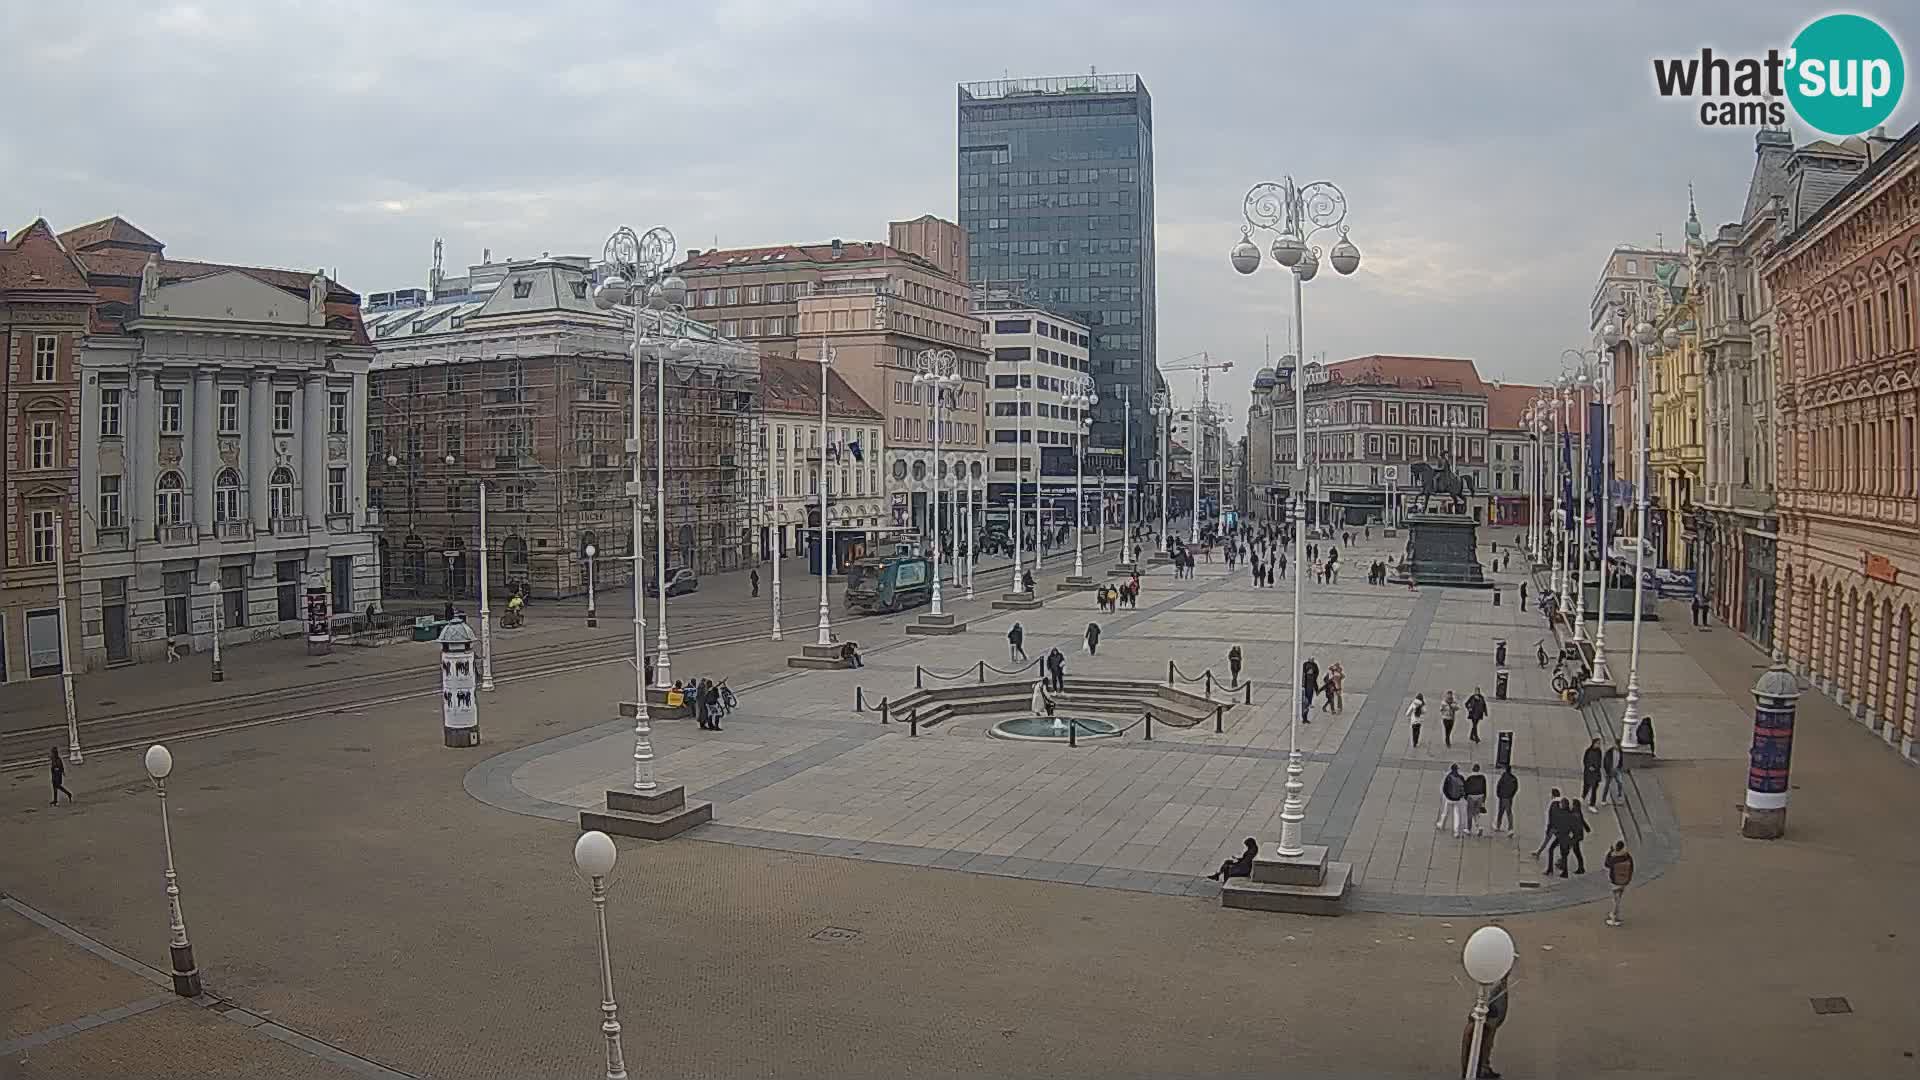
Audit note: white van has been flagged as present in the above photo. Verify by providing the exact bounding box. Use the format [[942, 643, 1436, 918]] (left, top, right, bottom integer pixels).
[[1612, 536, 1654, 562]]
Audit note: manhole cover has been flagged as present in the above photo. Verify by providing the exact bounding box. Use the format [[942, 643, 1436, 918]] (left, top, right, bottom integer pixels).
[[810, 926, 861, 943], [1810, 996, 1852, 1015], [1518, 881, 1541, 889]]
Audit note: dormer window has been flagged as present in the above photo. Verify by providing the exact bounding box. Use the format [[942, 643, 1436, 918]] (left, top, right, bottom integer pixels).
[[512, 279, 533, 299], [570, 280, 588, 299]]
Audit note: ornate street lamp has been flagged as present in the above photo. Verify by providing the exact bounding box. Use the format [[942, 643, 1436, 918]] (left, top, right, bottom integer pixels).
[[1621, 318, 1661, 747], [913, 349, 960, 617], [1151, 391, 1174, 553], [1066, 374, 1098, 580], [572, 831, 628, 1080], [143, 745, 201, 997], [594, 223, 685, 788], [1232, 175, 1361, 858]]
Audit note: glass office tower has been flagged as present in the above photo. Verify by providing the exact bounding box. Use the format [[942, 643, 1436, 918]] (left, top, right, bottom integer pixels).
[[958, 74, 1156, 482]]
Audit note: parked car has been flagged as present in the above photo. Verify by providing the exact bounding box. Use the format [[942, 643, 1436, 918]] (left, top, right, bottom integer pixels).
[[1612, 536, 1655, 562], [645, 567, 699, 598]]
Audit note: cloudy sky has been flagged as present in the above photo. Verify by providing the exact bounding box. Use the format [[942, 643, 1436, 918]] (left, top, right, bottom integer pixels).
[[4, 1, 1912, 429]]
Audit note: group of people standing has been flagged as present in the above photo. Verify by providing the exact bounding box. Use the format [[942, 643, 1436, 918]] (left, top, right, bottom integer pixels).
[[1404, 687, 1489, 748]]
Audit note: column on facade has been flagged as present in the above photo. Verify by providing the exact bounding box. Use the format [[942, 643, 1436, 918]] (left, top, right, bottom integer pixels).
[[250, 370, 273, 529], [192, 369, 216, 532], [137, 369, 161, 534], [349, 371, 369, 530], [301, 372, 326, 527]]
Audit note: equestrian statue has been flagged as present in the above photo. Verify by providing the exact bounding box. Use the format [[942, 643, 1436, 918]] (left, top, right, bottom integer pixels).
[[1409, 454, 1469, 514]]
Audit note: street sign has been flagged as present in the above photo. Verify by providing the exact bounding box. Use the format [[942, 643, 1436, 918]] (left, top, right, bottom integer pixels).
[[1384, 465, 1399, 482]]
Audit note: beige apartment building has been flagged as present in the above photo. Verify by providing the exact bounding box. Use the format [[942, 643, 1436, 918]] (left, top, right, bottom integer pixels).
[[681, 217, 989, 541]]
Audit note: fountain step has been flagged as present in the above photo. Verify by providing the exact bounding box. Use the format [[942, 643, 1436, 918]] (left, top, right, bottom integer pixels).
[[1220, 861, 1352, 916], [1056, 577, 1098, 591], [906, 617, 969, 636], [606, 786, 688, 815]]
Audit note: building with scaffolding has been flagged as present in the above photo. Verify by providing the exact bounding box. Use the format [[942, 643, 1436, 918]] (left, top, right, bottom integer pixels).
[[361, 248, 758, 602]]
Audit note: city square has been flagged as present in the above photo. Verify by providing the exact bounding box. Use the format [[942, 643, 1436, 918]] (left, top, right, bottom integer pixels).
[[6, 5, 1920, 1078]]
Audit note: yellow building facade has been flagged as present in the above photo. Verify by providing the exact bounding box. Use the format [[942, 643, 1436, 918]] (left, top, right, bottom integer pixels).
[[1643, 199, 1708, 571]]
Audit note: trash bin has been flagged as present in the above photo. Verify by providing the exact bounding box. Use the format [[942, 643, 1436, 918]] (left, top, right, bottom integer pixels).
[[1495, 639, 1508, 667], [1496, 730, 1513, 768], [1495, 667, 1510, 700]]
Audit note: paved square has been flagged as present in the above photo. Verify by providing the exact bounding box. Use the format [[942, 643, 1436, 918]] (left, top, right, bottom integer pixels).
[[472, 533, 1675, 913]]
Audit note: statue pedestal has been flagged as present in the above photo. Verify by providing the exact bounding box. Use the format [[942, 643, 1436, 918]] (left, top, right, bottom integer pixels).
[[1391, 511, 1492, 589]]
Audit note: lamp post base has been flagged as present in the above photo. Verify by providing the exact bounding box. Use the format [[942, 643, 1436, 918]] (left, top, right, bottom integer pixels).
[[443, 726, 481, 748], [168, 944, 201, 998], [1740, 803, 1787, 839]]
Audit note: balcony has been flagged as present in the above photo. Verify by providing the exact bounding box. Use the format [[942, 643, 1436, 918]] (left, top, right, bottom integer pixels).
[[95, 526, 129, 552], [326, 514, 354, 534], [158, 523, 198, 547], [217, 520, 253, 542], [271, 515, 308, 538]]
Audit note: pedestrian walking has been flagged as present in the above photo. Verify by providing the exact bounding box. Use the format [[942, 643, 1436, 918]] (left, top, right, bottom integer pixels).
[[1300, 658, 1320, 724], [1463, 764, 1488, 836], [1519, 581, 1528, 609], [1604, 839, 1635, 926], [1228, 645, 1243, 685], [1437, 764, 1467, 837], [1692, 591, 1710, 628], [750, 568, 760, 597], [1030, 679, 1054, 719], [1266, 563, 1275, 587], [1494, 764, 1519, 833], [1534, 788, 1566, 861], [1084, 621, 1102, 656], [1603, 743, 1625, 805], [1324, 662, 1345, 713], [1563, 798, 1590, 875], [1008, 622, 1027, 664], [1440, 689, 1460, 747], [1046, 647, 1066, 692], [1407, 693, 1425, 747], [1278, 554, 1287, 579], [1581, 737, 1603, 806], [49, 747, 73, 805], [1466, 686, 1488, 743]]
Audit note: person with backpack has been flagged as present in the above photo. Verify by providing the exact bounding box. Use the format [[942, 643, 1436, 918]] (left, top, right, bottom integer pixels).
[[1604, 839, 1635, 926], [1437, 765, 1468, 838], [1008, 623, 1026, 664]]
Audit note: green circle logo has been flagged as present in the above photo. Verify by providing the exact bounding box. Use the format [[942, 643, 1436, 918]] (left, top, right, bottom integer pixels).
[[1786, 14, 1905, 136]]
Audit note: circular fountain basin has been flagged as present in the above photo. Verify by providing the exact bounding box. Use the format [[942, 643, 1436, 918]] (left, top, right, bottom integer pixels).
[[989, 716, 1122, 742]]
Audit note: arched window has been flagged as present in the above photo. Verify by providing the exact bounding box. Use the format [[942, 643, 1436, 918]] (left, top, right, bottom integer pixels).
[[503, 534, 529, 570], [214, 468, 243, 522], [269, 467, 296, 520], [156, 471, 185, 526]]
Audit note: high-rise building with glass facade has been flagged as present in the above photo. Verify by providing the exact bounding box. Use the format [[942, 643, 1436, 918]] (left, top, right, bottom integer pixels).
[[957, 74, 1156, 482]]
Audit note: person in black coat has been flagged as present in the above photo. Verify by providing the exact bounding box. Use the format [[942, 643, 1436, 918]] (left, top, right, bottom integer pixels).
[[1562, 798, 1590, 875], [1300, 658, 1321, 724], [49, 747, 73, 805], [1207, 837, 1260, 882], [1494, 765, 1519, 833], [1008, 622, 1026, 663], [1465, 688, 1488, 743], [1085, 621, 1102, 656], [1046, 648, 1066, 692], [1581, 738, 1604, 805]]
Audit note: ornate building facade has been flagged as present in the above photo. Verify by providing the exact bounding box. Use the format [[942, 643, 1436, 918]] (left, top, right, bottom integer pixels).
[[1768, 123, 1919, 764]]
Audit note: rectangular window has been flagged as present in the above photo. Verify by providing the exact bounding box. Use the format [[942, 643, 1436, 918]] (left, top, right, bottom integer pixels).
[[277, 560, 303, 622], [219, 388, 240, 433], [164, 570, 192, 637], [328, 467, 348, 516], [32, 335, 57, 382], [721, 320, 738, 337], [329, 391, 349, 434], [30, 419, 57, 470], [221, 565, 247, 629], [159, 388, 183, 434], [100, 388, 123, 436], [274, 390, 294, 432], [746, 285, 762, 303], [723, 287, 740, 305], [98, 475, 123, 528], [29, 509, 56, 564]]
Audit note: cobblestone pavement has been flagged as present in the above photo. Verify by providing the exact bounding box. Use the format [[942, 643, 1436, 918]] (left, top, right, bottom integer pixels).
[[2, 529, 1916, 1078], [477, 533, 1645, 912]]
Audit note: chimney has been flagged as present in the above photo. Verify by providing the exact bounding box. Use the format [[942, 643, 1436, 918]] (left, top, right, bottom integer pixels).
[[831, 238, 844, 258], [685, 249, 701, 259]]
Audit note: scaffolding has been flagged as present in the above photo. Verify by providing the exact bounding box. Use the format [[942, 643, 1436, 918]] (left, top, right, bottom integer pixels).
[[368, 325, 759, 602]]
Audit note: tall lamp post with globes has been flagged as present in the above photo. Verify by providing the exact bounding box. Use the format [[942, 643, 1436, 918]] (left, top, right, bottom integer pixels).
[[143, 744, 201, 997], [1461, 925, 1515, 1080], [1620, 320, 1663, 748], [1066, 374, 1097, 581], [572, 831, 629, 1080], [1232, 174, 1362, 859], [913, 349, 960, 616], [593, 223, 685, 788], [1567, 345, 1613, 681], [584, 543, 598, 628], [1151, 390, 1173, 554]]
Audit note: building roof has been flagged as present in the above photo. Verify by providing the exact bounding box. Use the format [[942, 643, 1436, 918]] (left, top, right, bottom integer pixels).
[[681, 241, 936, 275], [49, 216, 368, 343], [57, 216, 164, 254], [759, 355, 881, 421], [1320, 354, 1489, 394], [0, 219, 94, 295], [1485, 382, 1552, 432]]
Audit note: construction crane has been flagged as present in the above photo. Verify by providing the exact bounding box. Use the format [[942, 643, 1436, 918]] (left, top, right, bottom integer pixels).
[[1157, 352, 1234, 540]]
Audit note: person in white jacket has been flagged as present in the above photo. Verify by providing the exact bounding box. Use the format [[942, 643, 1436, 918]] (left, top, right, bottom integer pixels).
[[1407, 693, 1426, 748]]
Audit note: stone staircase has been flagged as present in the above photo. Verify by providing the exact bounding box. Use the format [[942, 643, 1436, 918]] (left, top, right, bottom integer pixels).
[[873, 676, 1234, 732]]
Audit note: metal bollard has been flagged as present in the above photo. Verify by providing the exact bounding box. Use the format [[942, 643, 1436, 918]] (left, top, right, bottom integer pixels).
[[1144, 712, 1153, 740], [856, 686, 865, 712], [909, 711, 919, 737], [1244, 680, 1253, 705], [880, 698, 890, 724], [1205, 671, 1214, 696], [977, 660, 985, 684], [1167, 660, 1175, 685], [915, 666, 924, 689], [1069, 718, 1077, 747], [1214, 705, 1223, 733]]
